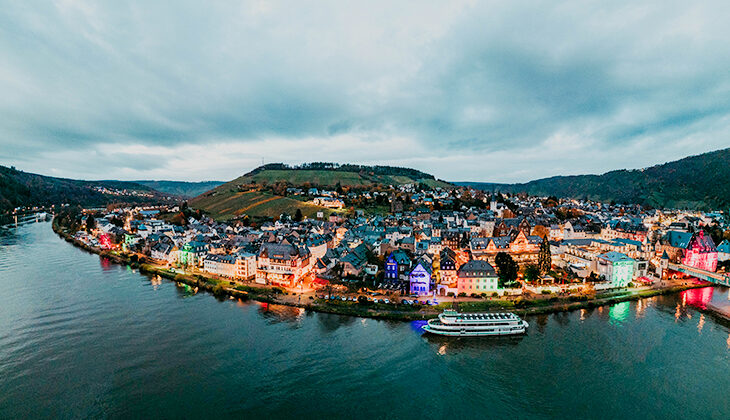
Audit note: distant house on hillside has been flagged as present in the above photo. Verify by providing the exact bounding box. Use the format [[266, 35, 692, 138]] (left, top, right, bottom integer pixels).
[[313, 196, 345, 209]]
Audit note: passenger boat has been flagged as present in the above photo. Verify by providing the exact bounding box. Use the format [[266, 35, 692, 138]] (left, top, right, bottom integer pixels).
[[422, 309, 528, 336]]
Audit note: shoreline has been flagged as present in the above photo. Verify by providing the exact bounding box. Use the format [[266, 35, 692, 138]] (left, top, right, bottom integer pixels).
[[52, 221, 712, 321]]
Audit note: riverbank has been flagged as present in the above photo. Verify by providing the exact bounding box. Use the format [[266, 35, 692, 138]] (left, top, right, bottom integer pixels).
[[52, 220, 711, 321]]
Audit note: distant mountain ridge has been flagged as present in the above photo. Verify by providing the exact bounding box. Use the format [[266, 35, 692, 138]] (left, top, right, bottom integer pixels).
[[135, 180, 223, 198], [458, 148, 730, 210], [0, 165, 168, 213]]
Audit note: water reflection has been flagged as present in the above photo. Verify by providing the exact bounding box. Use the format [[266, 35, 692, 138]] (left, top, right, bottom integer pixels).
[[149, 275, 162, 290], [534, 314, 549, 333], [609, 302, 630, 324], [316, 311, 357, 333], [410, 320, 427, 333], [100, 257, 114, 271], [634, 298, 651, 319], [174, 282, 196, 298], [422, 333, 524, 354], [257, 302, 306, 326], [682, 287, 714, 310]]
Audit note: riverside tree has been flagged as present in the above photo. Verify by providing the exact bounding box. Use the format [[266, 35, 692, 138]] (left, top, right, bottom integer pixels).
[[523, 264, 540, 283], [538, 235, 551, 274]]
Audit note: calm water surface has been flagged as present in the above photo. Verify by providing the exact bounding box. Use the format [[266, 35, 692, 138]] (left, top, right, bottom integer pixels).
[[1, 220, 729, 419]]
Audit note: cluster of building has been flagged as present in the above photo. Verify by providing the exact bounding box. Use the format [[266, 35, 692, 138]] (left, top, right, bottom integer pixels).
[[90, 186, 155, 197], [74, 189, 730, 298]]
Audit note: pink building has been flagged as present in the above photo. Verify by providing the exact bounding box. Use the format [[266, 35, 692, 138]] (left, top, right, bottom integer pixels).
[[682, 231, 718, 272]]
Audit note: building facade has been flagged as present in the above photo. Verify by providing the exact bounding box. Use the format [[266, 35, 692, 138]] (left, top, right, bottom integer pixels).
[[597, 252, 635, 287], [456, 260, 500, 295]]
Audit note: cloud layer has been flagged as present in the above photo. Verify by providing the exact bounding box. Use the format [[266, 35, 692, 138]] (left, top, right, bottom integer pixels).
[[1, 0, 729, 182]]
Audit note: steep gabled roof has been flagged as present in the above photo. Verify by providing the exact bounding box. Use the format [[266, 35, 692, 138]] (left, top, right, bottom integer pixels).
[[663, 231, 693, 249]]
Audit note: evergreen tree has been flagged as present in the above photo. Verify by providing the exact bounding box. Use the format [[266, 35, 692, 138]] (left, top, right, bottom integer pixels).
[[85, 215, 96, 232], [538, 235, 551, 274], [495, 252, 518, 287], [294, 208, 303, 222]]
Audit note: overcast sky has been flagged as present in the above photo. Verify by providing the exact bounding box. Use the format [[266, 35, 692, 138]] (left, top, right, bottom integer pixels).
[[1, 1, 729, 183]]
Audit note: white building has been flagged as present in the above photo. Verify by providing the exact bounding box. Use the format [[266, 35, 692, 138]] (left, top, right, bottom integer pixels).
[[235, 252, 257, 280], [202, 254, 238, 278]]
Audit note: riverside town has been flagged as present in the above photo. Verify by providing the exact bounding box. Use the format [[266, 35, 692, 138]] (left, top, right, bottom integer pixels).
[[50, 179, 730, 321], [5, 2, 730, 417]]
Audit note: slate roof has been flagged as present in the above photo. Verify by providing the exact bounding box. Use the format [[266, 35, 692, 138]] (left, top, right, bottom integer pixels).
[[259, 243, 309, 260], [457, 260, 497, 277], [388, 250, 411, 265], [410, 258, 433, 276], [598, 251, 635, 263], [663, 231, 693, 249], [718, 240, 730, 253], [688, 231, 717, 252]]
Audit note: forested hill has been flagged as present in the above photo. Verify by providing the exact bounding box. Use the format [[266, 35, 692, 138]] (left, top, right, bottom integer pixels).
[[135, 180, 223, 198], [0, 165, 168, 213], [459, 148, 730, 210], [237, 162, 453, 188]]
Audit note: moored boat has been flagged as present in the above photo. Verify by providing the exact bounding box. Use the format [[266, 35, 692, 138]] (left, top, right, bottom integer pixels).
[[422, 309, 528, 336]]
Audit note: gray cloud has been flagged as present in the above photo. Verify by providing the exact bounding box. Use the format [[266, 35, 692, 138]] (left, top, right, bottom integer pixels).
[[1, 0, 729, 182]]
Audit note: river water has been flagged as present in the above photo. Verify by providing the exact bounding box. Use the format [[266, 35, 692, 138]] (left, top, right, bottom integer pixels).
[[0, 220, 729, 419]]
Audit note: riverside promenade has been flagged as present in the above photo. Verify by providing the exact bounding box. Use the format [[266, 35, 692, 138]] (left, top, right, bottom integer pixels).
[[52, 221, 712, 322]]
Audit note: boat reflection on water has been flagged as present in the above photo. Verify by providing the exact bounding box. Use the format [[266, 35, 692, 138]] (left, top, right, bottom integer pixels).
[[420, 330, 525, 355], [410, 320, 428, 333]]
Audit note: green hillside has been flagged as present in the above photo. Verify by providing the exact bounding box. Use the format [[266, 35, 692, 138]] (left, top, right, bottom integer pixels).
[[136, 180, 223, 198], [190, 189, 338, 221], [189, 162, 451, 220], [0, 165, 168, 213], [459, 148, 730, 210]]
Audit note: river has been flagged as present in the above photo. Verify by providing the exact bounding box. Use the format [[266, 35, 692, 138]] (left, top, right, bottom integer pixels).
[[1, 219, 729, 419]]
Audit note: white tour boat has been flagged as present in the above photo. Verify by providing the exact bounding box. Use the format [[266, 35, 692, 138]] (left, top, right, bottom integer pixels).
[[422, 309, 529, 336]]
